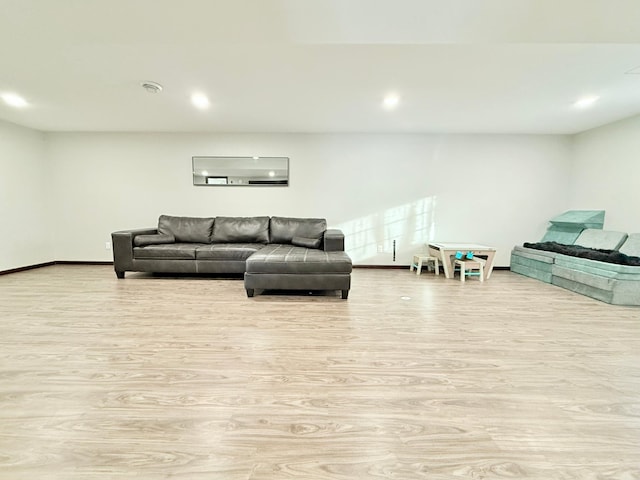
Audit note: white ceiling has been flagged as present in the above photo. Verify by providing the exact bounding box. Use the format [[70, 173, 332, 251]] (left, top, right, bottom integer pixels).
[[1, 0, 640, 134]]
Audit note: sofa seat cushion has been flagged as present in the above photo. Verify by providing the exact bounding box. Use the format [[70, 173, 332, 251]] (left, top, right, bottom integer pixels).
[[158, 215, 214, 243], [552, 264, 619, 291], [270, 217, 326, 244], [195, 243, 264, 261], [212, 217, 270, 243], [554, 255, 640, 279], [511, 245, 558, 263], [246, 244, 352, 274], [133, 243, 202, 260]]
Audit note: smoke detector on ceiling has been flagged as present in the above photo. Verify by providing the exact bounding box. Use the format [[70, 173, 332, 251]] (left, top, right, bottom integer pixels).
[[141, 81, 163, 93]]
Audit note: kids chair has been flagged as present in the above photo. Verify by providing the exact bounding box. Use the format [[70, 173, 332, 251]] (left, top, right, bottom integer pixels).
[[454, 254, 486, 283], [410, 254, 440, 276]]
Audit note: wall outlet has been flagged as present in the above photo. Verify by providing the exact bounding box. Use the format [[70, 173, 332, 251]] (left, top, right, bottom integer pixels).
[[105, 241, 111, 250], [377, 244, 384, 253]]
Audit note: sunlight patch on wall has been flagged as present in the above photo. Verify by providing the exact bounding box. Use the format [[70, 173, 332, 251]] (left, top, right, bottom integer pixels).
[[335, 196, 437, 263]]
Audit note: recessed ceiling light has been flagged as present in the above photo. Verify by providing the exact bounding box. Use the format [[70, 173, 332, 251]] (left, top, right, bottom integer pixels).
[[141, 81, 163, 94], [383, 94, 400, 109], [573, 96, 600, 109], [191, 93, 210, 109], [1, 92, 28, 108]]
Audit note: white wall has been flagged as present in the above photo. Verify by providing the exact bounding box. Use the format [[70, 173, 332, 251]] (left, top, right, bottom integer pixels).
[[0, 119, 53, 271], [46, 132, 572, 266], [570, 114, 640, 232]]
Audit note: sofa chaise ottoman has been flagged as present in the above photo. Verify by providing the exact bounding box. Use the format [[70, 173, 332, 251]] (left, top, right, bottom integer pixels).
[[111, 215, 352, 298], [244, 243, 352, 299]]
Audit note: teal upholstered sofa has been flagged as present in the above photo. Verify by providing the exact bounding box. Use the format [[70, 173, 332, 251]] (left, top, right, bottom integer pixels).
[[511, 211, 640, 306]]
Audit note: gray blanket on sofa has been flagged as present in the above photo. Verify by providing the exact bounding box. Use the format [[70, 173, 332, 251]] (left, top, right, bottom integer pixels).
[[523, 241, 640, 266]]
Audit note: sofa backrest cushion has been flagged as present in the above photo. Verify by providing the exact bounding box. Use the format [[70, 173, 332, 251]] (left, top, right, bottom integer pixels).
[[212, 216, 270, 243], [270, 217, 327, 244], [158, 215, 214, 243], [619, 233, 640, 257], [574, 229, 628, 251]]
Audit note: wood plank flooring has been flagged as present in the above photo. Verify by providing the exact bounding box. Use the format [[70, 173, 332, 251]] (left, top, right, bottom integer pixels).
[[0, 265, 638, 479]]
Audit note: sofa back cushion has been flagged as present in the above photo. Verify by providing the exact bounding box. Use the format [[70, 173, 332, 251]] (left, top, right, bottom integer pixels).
[[270, 217, 327, 244], [619, 233, 640, 257], [212, 216, 270, 243], [574, 229, 628, 251], [158, 215, 214, 243]]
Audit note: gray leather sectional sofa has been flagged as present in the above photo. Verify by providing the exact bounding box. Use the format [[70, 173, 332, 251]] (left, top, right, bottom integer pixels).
[[112, 215, 352, 298]]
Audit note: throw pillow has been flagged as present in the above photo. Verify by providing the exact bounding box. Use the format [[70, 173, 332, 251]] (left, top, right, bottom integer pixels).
[[291, 236, 321, 249], [270, 217, 327, 244], [134, 233, 176, 247]]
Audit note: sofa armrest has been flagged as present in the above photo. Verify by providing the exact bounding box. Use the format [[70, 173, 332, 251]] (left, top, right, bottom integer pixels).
[[324, 229, 345, 252], [111, 228, 157, 276]]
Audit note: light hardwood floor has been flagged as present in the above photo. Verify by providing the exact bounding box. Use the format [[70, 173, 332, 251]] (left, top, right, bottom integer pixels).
[[0, 265, 638, 479]]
